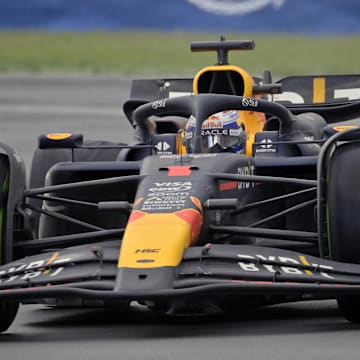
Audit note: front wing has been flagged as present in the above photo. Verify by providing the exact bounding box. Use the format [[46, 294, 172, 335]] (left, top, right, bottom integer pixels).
[[2, 242, 360, 302]]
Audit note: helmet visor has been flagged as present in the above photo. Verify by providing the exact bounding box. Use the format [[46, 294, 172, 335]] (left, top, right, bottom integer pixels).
[[202, 127, 245, 152]]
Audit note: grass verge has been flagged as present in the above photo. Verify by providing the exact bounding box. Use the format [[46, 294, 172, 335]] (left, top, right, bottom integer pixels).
[[0, 31, 359, 78]]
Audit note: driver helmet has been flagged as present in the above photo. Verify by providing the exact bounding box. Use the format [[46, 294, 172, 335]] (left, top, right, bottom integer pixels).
[[184, 110, 247, 153]]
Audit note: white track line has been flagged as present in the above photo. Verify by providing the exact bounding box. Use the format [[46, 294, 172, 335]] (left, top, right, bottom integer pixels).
[[0, 104, 122, 116]]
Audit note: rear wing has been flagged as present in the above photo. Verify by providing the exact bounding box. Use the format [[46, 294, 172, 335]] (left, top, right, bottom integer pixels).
[[276, 74, 360, 104], [278, 75, 360, 123]]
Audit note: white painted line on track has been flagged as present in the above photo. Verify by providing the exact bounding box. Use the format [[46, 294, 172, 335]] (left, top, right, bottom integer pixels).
[[0, 104, 122, 116]]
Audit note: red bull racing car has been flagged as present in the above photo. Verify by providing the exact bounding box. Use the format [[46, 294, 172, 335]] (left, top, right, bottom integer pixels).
[[1, 38, 360, 333]]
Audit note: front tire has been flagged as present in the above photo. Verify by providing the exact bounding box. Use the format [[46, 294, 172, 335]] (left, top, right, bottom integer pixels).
[[337, 296, 360, 323], [327, 141, 360, 322], [0, 301, 19, 333]]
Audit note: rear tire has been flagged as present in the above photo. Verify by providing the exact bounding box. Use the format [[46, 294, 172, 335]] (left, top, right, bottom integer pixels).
[[28, 139, 125, 237], [327, 141, 360, 322], [0, 301, 19, 333]]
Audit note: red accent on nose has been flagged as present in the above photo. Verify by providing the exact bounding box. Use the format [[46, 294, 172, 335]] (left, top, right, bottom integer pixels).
[[190, 196, 203, 214], [128, 210, 146, 223], [168, 166, 192, 176], [175, 209, 203, 244]]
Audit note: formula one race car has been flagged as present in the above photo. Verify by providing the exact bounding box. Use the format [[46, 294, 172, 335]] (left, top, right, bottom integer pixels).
[[2, 37, 360, 333]]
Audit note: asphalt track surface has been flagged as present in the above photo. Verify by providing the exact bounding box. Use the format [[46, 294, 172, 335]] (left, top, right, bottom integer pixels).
[[1, 74, 360, 359]]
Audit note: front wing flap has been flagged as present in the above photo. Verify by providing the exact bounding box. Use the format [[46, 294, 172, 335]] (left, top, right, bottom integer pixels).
[[2, 243, 360, 301]]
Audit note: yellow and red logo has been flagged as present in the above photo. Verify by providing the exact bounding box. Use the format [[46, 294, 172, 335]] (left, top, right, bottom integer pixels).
[[333, 125, 358, 132], [46, 133, 72, 141]]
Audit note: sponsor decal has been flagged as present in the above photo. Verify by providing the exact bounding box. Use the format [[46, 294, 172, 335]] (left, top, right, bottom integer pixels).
[[0, 254, 72, 283], [149, 182, 192, 193], [272, 80, 360, 104], [260, 139, 273, 149], [135, 248, 160, 254], [46, 133, 72, 140], [334, 88, 360, 101], [154, 141, 172, 154], [136, 259, 155, 263], [241, 97, 259, 108], [237, 165, 255, 190], [237, 253, 334, 278], [220, 166, 255, 191], [141, 197, 188, 211], [202, 119, 223, 129], [229, 128, 242, 136], [272, 92, 305, 104], [333, 125, 359, 132], [141, 181, 193, 211], [202, 129, 229, 136], [255, 139, 277, 153], [152, 99, 166, 110], [155, 141, 170, 152]]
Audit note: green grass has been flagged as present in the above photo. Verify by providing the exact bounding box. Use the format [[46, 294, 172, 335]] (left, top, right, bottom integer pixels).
[[0, 31, 359, 78]]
